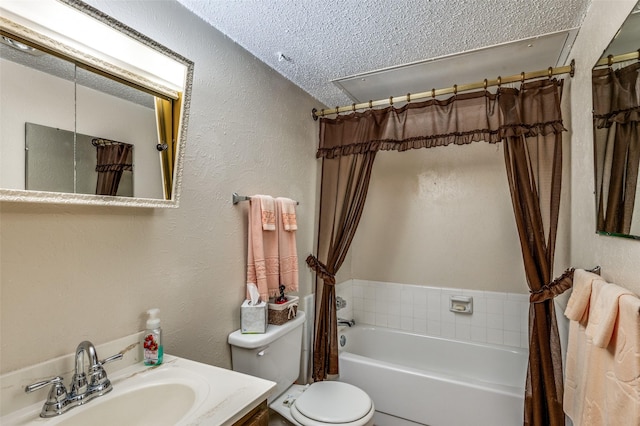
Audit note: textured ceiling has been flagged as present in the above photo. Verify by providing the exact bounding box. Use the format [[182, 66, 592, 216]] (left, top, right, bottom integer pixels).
[[176, 0, 592, 108]]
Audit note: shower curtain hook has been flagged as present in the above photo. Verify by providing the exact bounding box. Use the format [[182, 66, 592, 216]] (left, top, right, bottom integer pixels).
[[406, 93, 411, 103], [368, 100, 373, 109], [352, 103, 356, 112], [483, 78, 488, 90], [607, 54, 614, 68], [453, 84, 458, 95], [548, 67, 553, 79], [497, 76, 502, 88], [431, 88, 436, 99], [520, 72, 525, 83], [389, 96, 394, 106]]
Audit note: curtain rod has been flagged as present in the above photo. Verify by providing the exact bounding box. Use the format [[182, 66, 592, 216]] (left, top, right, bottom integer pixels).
[[594, 49, 640, 68], [312, 60, 575, 120]]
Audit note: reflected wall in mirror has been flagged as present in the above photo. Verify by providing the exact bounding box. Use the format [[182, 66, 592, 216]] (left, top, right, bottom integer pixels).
[[25, 124, 134, 197], [0, 0, 193, 207], [592, 2, 640, 239]]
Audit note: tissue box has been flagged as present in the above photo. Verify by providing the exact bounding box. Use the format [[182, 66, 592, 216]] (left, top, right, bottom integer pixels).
[[241, 300, 267, 333], [268, 296, 299, 325]]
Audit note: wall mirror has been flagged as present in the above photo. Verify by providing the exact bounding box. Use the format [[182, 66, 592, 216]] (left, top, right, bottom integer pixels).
[[0, 0, 193, 208], [592, 2, 640, 239]]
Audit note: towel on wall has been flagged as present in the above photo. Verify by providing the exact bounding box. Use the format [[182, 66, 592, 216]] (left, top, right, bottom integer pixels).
[[276, 197, 299, 293], [278, 197, 298, 231], [246, 196, 280, 301], [564, 270, 640, 426], [256, 194, 276, 231]]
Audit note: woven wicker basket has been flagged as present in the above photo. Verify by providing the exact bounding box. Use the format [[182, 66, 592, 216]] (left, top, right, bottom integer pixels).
[[268, 296, 299, 325]]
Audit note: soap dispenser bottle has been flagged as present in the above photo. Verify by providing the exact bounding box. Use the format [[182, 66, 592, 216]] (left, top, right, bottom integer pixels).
[[143, 308, 163, 366]]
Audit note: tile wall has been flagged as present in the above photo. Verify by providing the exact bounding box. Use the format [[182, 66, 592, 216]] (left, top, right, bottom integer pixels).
[[335, 280, 530, 349]]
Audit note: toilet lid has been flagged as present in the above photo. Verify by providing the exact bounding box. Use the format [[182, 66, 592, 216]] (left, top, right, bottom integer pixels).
[[293, 381, 372, 423]]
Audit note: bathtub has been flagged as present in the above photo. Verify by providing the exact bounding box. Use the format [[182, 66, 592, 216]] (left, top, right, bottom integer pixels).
[[337, 325, 528, 426]]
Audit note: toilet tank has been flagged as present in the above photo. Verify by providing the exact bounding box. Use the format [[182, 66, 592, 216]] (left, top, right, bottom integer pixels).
[[228, 311, 306, 402]]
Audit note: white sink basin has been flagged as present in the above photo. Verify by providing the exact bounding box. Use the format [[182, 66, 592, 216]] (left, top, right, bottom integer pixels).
[[57, 383, 196, 426], [1, 355, 275, 426]]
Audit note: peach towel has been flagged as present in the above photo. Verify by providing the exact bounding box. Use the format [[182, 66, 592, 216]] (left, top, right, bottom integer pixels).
[[564, 270, 640, 426], [276, 198, 299, 293], [255, 195, 276, 231], [246, 196, 279, 301], [277, 197, 298, 231]]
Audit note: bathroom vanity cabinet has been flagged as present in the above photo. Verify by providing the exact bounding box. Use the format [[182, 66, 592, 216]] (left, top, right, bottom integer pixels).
[[233, 400, 269, 425]]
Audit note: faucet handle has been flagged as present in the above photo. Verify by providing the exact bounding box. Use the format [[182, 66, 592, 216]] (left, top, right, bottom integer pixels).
[[89, 352, 123, 391], [26, 376, 69, 407], [25, 376, 65, 394], [100, 352, 124, 366]]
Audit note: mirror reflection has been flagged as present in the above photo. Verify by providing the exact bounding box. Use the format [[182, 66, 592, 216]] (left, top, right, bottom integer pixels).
[[0, 0, 193, 207], [592, 3, 640, 239], [25, 123, 134, 197]]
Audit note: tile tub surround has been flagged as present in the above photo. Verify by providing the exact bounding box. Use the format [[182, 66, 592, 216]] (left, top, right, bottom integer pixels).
[[336, 280, 530, 349]]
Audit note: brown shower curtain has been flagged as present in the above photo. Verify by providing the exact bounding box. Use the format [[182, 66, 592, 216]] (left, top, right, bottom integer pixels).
[[306, 151, 376, 380], [93, 139, 133, 196], [593, 62, 640, 235], [310, 78, 567, 425]]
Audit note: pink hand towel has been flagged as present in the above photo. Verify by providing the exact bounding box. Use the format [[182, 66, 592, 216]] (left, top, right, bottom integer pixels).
[[246, 196, 279, 301], [277, 197, 297, 231], [276, 198, 299, 293], [254, 194, 276, 231], [585, 282, 634, 348], [565, 269, 600, 323]]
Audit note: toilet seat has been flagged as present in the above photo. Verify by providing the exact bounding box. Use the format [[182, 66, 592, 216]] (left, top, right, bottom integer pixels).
[[290, 381, 374, 426]]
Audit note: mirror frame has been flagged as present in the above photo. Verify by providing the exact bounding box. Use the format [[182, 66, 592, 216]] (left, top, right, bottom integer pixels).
[[0, 0, 193, 208]]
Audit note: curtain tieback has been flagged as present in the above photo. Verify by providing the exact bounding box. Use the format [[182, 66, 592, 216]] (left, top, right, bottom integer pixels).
[[529, 266, 601, 303], [529, 267, 576, 303], [306, 254, 336, 285]]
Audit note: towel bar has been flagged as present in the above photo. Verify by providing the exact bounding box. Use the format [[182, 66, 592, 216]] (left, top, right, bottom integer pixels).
[[232, 192, 299, 205]]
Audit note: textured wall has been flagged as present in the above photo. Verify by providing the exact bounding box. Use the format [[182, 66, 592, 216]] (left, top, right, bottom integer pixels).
[[569, 0, 640, 294], [0, 0, 319, 374], [349, 140, 568, 294]]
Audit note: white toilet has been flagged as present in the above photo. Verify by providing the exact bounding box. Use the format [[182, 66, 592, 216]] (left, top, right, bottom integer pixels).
[[228, 311, 375, 426]]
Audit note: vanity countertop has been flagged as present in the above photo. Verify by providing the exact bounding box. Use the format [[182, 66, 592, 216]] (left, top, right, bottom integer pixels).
[[0, 354, 275, 425]]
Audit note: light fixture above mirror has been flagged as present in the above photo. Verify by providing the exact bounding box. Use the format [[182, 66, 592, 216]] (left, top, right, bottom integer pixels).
[[592, 1, 640, 239], [0, 0, 193, 208]]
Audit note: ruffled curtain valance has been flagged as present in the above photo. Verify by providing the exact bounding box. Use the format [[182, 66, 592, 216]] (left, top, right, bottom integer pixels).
[[593, 62, 640, 128], [317, 79, 565, 159]]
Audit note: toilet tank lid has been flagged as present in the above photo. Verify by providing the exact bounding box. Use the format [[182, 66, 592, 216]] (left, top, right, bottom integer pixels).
[[228, 311, 306, 348]]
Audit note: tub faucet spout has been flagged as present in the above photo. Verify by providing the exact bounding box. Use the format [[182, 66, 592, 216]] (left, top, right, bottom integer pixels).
[[338, 318, 355, 327]]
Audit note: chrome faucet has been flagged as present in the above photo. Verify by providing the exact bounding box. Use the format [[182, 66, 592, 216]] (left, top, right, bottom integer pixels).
[[25, 340, 123, 418], [337, 318, 355, 327]]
